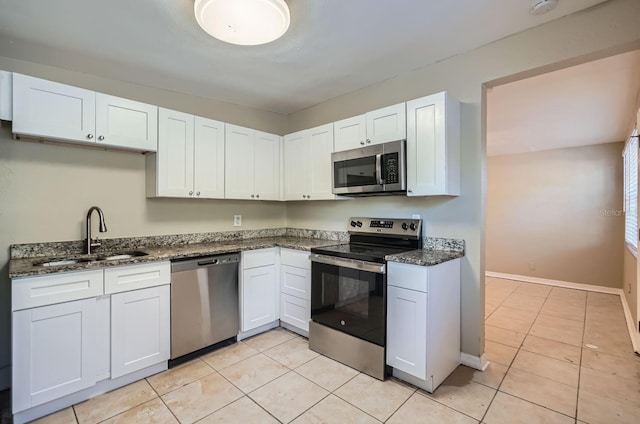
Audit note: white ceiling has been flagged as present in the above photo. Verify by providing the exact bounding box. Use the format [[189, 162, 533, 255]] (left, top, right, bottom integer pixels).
[[487, 49, 640, 156], [0, 0, 608, 114]]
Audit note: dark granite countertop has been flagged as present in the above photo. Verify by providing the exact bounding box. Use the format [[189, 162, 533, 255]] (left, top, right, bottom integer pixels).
[[10, 237, 342, 279], [386, 249, 464, 266]]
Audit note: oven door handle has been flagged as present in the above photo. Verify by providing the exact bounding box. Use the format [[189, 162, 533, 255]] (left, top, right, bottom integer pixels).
[[309, 253, 386, 274], [375, 153, 384, 185]]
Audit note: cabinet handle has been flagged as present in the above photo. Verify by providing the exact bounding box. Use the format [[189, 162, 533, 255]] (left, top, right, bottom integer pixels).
[[189, 191, 193, 196], [196, 191, 201, 196], [98, 135, 104, 141], [87, 134, 94, 140], [366, 138, 371, 144], [360, 141, 365, 145]]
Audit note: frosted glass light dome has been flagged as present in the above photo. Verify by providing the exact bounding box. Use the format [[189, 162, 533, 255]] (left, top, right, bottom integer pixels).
[[194, 0, 290, 46]]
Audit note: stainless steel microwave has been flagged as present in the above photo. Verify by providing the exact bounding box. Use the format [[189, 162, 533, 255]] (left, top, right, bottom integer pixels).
[[331, 139, 406, 196]]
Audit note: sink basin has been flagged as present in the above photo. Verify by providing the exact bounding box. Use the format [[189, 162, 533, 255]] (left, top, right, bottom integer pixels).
[[96, 251, 149, 261], [35, 257, 95, 267], [33, 251, 149, 267]]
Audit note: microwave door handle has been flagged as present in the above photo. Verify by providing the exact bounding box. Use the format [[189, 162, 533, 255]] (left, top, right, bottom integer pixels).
[[375, 154, 384, 185]]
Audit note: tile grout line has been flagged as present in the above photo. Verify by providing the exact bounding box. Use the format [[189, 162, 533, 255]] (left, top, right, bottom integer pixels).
[[145, 377, 182, 424], [573, 292, 589, 424]]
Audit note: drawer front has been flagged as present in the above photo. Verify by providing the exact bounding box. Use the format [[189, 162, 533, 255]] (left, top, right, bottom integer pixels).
[[280, 293, 310, 332], [12, 270, 104, 311], [387, 261, 428, 292], [104, 261, 170, 294], [281, 265, 310, 300], [280, 248, 311, 269], [242, 248, 278, 269]]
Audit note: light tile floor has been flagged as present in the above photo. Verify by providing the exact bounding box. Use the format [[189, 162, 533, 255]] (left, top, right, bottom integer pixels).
[[2, 279, 639, 423]]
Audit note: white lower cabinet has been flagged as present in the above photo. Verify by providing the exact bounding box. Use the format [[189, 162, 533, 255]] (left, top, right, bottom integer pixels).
[[241, 249, 279, 332], [12, 298, 98, 413], [111, 285, 170, 378], [386, 259, 461, 393], [11, 261, 170, 423], [279, 248, 311, 335]]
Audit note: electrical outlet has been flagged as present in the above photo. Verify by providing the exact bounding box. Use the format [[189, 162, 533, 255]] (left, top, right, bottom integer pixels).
[[412, 214, 421, 219], [233, 215, 242, 227]]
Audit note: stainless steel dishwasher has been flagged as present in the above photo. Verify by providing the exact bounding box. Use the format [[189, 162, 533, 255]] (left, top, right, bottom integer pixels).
[[170, 253, 240, 360]]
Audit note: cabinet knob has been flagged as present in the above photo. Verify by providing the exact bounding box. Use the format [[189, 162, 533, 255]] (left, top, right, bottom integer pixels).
[[251, 194, 255, 198], [196, 191, 201, 196], [189, 191, 193, 196], [87, 134, 94, 140], [360, 141, 365, 145], [407, 189, 412, 194], [256, 194, 260, 199], [366, 138, 371, 144], [302, 195, 306, 199], [98, 135, 104, 141], [307, 194, 311, 199]]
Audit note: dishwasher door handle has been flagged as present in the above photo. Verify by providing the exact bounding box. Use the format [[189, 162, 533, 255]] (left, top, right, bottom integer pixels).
[[197, 259, 219, 266]]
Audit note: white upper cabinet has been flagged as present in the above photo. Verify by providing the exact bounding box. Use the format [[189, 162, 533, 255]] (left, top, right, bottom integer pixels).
[[284, 123, 335, 201], [0, 71, 13, 121], [13, 73, 96, 144], [225, 124, 281, 201], [95, 94, 158, 151], [12, 73, 157, 152], [149, 108, 224, 199], [406, 92, 460, 196], [333, 102, 406, 152]]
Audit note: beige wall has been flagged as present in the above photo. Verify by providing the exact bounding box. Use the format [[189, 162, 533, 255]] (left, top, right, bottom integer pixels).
[[486, 143, 624, 288], [287, 0, 640, 358], [0, 57, 289, 388]]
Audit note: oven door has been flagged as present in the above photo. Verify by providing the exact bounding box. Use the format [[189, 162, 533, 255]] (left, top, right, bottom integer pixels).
[[310, 254, 386, 346]]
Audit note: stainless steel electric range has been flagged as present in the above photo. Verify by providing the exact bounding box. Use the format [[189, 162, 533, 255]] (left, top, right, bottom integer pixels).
[[308, 217, 422, 380]]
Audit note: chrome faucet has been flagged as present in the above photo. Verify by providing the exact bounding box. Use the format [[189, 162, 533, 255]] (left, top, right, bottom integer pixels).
[[86, 206, 108, 254]]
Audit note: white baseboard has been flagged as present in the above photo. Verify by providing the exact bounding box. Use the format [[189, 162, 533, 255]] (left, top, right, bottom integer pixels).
[[485, 271, 621, 295], [0, 364, 9, 391], [486, 271, 640, 354], [460, 352, 489, 371]]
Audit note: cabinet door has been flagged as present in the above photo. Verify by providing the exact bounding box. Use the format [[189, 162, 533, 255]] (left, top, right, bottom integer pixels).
[[95, 93, 158, 152], [284, 130, 309, 200], [254, 131, 281, 200], [281, 265, 310, 300], [386, 285, 427, 379], [157, 108, 195, 197], [0, 70, 12, 121], [280, 293, 309, 332], [13, 298, 97, 412], [334, 114, 366, 152], [111, 285, 170, 378], [242, 265, 278, 332], [12, 73, 96, 143], [406, 93, 460, 196], [225, 124, 255, 200], [308, 123, 335, 200], [194, 116, 225, 199], [366, 102, 406, 145]]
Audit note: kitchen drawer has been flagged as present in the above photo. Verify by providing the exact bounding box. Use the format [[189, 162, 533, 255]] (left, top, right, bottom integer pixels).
[[12, 270, 104, 311], [280, 293, 309, 332], [387, 261, 428, 292], [104, 261, 170, 294], [281, 264, 310, 300], [280, 248, 311, 270], [242, 247, 278, 269]]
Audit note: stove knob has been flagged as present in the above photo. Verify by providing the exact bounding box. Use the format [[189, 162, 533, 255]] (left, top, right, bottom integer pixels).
[[402, 222, 408, 230], [409, 223, 417, 231], [356, 221, 363, 227], [350, 220, 357, 227]]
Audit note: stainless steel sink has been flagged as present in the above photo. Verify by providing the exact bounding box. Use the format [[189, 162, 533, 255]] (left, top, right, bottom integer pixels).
[[35, 257, 95, 267], [96, 251, 149, 261], [34, 251, 149, 267]]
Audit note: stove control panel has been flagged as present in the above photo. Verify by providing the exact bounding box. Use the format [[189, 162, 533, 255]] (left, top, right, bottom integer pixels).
[[347, 217, 422, 239]]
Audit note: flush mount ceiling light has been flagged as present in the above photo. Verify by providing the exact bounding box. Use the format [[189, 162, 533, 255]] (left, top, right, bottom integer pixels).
[[529, 0, 558, 16], [194, 0, 290, 46]]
